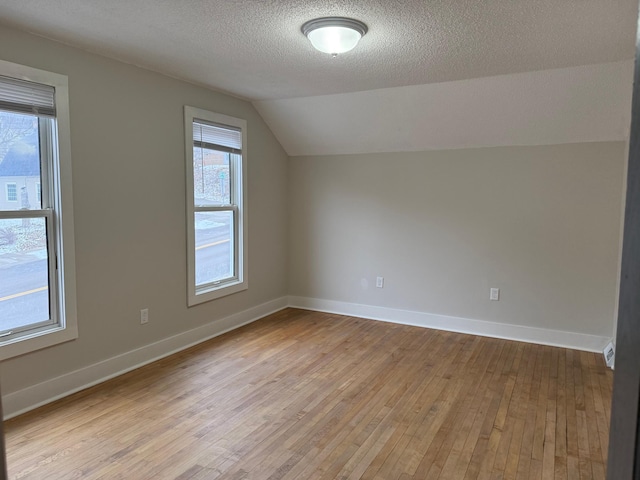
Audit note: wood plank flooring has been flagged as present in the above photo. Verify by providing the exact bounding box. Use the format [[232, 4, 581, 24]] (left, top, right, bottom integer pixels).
[[4, 308, 613, 479]]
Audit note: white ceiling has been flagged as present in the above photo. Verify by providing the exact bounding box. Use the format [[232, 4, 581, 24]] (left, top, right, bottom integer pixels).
[[255, 61, 634, 156], [0, 1, 635, 101], [0, 1, 636, 156]]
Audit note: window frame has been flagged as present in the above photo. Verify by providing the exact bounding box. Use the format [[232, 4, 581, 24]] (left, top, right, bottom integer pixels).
[[5, 182, 17, 202], [184, 106, 248, 306], [0, 59, 77, 360]]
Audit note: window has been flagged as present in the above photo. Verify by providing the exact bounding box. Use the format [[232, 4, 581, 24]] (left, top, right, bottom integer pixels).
[[184, 106, 247, 306], [0, 60, 77, 360], [5, 182, 17, 202]]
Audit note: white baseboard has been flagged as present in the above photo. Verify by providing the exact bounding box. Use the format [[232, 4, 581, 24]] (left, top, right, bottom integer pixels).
[[3, 297, 288, 420], [288, 296, 611, 354], [3, 295, 612, 419]]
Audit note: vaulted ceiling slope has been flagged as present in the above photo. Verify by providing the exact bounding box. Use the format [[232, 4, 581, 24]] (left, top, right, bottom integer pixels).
[[0, 1, 635, 156], [255, 61, 634, 156]]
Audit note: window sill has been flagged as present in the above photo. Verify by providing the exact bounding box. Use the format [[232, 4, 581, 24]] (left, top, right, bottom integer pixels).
[[0, 323, 78, 361], [188, 280, 247, 307]]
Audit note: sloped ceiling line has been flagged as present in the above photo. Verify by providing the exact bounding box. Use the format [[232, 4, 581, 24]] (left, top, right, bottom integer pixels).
[[254, 61, 634, 157]]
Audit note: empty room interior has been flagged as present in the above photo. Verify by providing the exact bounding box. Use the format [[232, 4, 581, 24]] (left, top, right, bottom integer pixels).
[[0, 1, 636, 479]]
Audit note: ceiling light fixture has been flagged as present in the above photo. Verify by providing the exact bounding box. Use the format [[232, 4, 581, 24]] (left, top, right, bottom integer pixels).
[[302, 17, 368, 56]]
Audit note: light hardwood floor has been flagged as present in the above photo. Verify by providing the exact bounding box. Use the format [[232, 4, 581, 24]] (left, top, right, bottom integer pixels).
[[5, 308, 613, 479]]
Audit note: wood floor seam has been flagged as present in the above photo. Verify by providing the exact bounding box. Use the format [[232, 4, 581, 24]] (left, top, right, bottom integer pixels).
[[5, 308, 612, 480]]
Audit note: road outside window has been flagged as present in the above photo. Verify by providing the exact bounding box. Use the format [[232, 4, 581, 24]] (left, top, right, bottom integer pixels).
[[0, 113, 52, 334]]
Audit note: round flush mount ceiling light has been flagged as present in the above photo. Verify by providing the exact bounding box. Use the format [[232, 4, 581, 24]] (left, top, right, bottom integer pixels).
[[301, 17, 368, 55]]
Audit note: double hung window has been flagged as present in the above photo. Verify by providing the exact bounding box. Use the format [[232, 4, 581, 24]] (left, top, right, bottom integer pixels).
[[0, 60, 77, 359], [185, 107, 247, 306]]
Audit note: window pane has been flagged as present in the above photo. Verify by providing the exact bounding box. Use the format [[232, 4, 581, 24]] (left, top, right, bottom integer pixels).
[[0, 111, 42, 211], [195, 211, 234, 287], [193, 147, 231, 206], [6, 183, 16, 202], [0, 217, 51, 332]]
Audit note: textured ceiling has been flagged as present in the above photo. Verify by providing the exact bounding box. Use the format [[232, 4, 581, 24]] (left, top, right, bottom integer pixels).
[[0, 0, 636, 100]]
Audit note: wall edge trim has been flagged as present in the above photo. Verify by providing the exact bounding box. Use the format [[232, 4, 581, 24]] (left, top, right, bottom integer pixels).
[[3, 297, 288, 419], [288, 296, 610, 353], [3, 296, 611, 419]]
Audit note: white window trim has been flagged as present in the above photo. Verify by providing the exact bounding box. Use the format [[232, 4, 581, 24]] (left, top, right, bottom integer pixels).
[[184, 106, 248, 306], [5, 182, 17, 202], [0, 59, 78, 360]]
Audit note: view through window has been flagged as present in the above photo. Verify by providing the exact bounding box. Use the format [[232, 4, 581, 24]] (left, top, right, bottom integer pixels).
[[193, 134, 235, 287], [0, 110, 55, 335]]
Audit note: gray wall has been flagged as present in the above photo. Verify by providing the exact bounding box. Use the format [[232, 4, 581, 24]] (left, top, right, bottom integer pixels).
[[0, 25, 627, 403], [289, 143, 625, 338], [0, 27, 289, 395]]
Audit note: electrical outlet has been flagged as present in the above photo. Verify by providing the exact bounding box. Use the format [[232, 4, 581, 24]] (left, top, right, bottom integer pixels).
[[376, 276, 384, 288], [603, 342, 615, 369], [490, 288, 500, 301], [140, 308, 149, 325]]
